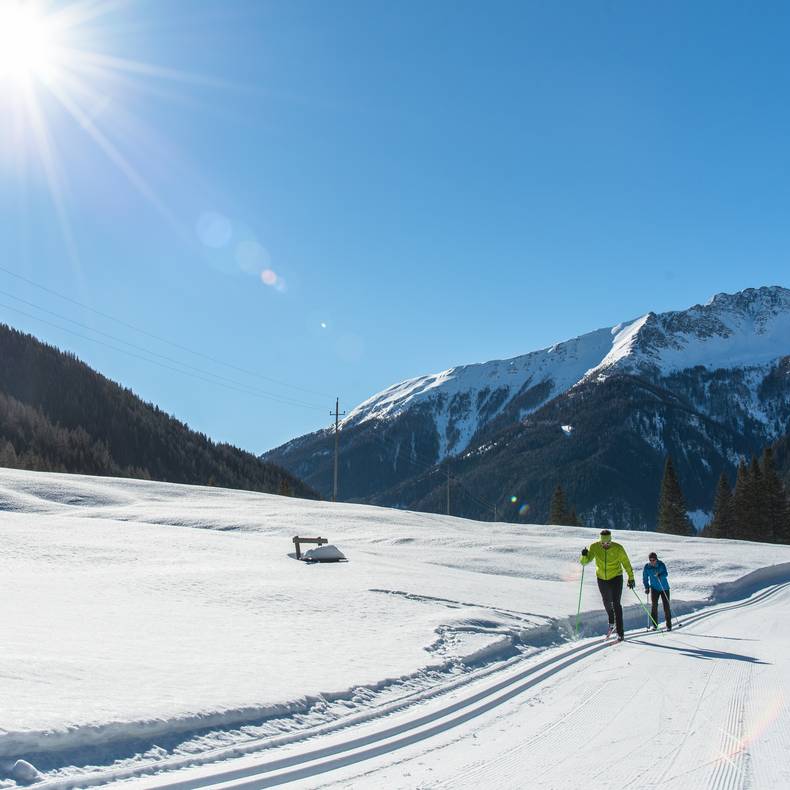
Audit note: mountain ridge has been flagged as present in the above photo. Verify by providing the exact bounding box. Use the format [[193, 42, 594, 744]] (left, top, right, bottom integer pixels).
[[265, 285, 790, 529], [0, 323, 318, 499]]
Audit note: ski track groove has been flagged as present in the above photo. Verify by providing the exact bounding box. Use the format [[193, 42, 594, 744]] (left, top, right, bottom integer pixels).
[[617, 676, 671, 789], [37, 582, 790, 790], [430, 684, 612, 788]]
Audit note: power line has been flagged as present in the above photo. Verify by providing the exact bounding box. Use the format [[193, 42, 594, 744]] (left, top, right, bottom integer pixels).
[[330, 397, 345, 502], [0, 267, 502, 512], [0, 300, 325, 411], [0, 288, 325, 409], [0, 263, 330, 399]]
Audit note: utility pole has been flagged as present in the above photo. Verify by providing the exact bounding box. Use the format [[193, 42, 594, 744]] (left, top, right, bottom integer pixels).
[[331, 397, 345, 503], [446, 467, 451, 516]]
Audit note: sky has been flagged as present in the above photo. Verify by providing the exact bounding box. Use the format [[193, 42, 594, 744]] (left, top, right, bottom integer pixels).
[[1, 0, 790, 454]]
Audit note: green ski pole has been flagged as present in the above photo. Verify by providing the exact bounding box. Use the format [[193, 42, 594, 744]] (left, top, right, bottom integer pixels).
[[630, 585, 660, 630], [574, 562, 586, 638]]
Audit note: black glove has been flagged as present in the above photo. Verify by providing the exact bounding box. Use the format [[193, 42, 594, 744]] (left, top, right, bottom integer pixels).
[[644, 589, 650, 596], [627, 578, 635, 589], [581, 548, 588, 557]]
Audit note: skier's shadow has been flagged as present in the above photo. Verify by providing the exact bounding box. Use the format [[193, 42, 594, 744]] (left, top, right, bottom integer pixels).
[[629, 639, 769, 664], [675, 632, 756, 643]]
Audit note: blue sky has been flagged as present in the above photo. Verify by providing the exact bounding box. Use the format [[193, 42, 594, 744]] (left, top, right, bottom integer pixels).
[[1, 0, 789, 453]]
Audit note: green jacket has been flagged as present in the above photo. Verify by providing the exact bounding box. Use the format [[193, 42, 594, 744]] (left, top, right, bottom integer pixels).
[[580, 541, 635, 581]]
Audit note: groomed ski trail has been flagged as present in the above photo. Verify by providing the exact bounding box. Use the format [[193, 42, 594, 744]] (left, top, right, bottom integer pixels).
[[66, 579, 790, 790]]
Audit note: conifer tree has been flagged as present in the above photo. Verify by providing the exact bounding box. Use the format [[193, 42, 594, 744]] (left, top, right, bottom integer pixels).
[[749, 455, 767, 540], [548, 484, 569, 525], [761, 447, 790, 544], [657, 456, 694, 535], [709, 471, 735, 538], [731, 459, 759, 541]]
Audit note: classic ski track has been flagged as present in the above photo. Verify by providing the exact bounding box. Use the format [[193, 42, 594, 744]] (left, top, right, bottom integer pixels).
[[429, 684, 615, 787], [40, 581, 790, 790], [650, 663, 752, 790], [618, 662, 722, 790]]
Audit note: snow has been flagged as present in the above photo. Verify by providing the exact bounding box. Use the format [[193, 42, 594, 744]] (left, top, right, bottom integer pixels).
[[330, 286, 790, 462], [585, 285, 790, 380], [301, 544, 346, 562], [687, 509, 711, 533], [2, 467, 790, 789], [341, 326, 618, 459]]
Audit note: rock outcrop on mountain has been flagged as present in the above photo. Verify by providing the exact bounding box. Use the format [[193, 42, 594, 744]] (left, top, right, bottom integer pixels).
[[265, 286, 790, 530]]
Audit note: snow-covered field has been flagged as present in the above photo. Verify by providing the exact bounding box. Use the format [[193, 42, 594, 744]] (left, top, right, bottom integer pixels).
[[2, 467, 789, 789]]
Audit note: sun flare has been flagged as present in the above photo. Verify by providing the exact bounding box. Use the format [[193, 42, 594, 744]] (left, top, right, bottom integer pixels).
[[1, 0, 238, 269], [0, 2, 58, 82]]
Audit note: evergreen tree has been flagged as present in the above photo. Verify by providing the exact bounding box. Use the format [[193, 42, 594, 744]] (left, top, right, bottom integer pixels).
[[749, 455, 768, 540], [657, 456, 694, 536], [548, 484, 569, 525], [732, 459, 760, 540], [761, 447, 790, 544], [709, 471, 735, 538], [730, 460, 752, 540], [568, 506, 583, 527]]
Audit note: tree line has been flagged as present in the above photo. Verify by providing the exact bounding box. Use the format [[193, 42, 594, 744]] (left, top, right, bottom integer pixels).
[[548, 441, 790, 544], [0, 323, 316, 499], [657, 448, 790, 542]]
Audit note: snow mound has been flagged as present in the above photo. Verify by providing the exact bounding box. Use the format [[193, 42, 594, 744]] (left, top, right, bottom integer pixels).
[[12, 759, 41, 784], [302, 544, 347, 562]]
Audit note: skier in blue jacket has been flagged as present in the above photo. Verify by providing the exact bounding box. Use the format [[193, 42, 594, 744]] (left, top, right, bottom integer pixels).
[[642, 552, 672, 630]]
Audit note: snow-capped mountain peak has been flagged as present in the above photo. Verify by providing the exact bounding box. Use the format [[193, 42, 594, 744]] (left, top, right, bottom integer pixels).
[[340, 286, 790, 462], [585, 285, 790, 381]]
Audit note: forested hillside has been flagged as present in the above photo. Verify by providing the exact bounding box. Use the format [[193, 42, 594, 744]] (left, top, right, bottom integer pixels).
[[0, 324, 317, 498]]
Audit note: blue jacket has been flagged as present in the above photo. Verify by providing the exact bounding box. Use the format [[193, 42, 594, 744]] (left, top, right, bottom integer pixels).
[[642, 560, 670, 591]]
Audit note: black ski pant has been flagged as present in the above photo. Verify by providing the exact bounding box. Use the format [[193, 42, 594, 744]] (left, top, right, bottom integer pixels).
[[597, 575, 624, 638], [650, 588, 672, 629]]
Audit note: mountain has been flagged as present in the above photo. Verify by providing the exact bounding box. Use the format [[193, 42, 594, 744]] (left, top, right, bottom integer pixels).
[[0, 323, 317, 499], [265, 286, 790, 529]]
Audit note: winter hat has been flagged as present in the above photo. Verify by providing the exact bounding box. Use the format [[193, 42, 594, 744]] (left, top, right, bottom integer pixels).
[[649, 552, 658, 560], [600, 529, 612, 540]]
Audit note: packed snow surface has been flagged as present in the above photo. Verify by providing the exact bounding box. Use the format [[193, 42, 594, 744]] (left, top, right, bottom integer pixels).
[[1, 467, 790, 789]]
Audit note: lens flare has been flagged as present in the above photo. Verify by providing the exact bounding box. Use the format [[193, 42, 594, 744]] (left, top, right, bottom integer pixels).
[[717, 692, 784, 764], [510, 495, 518, 504], [261, 269, 277, 286], [196, 212, 232, 248], [2, 2, 241, 264], [518, 503, 530, 517], [236, 239, 268, 273]]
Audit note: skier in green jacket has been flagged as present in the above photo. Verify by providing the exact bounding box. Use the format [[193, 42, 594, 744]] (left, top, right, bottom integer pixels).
[[580, 529, 635, 641]]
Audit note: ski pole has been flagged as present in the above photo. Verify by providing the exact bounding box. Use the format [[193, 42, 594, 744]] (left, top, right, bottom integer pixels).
[[574, 562, 586, 638], [656, 572, 677, 627], [630, 585, 660, 630]]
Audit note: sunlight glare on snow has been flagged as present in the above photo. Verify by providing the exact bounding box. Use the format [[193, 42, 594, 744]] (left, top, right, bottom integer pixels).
[[717, 693, 784, 763]]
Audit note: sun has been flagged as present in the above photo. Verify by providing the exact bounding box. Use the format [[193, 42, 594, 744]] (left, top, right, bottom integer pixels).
[[0, 2, 58, 83], [1, 0, 236, 265]]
